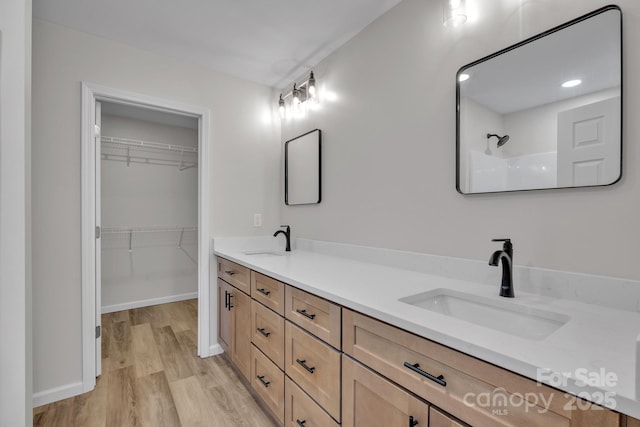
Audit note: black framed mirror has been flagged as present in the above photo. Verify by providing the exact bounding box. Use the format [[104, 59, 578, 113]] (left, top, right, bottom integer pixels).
[[456, 5, 622, 194], [285, 129, 321, 205]]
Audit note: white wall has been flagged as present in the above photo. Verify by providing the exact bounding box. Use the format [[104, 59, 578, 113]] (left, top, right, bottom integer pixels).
[[101, 114, 198, 310], [281, 0, 640, 281], [32, 20, 280, 399], [0, 0, 32, 425]]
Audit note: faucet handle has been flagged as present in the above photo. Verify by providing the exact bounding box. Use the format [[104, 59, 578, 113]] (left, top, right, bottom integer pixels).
[[492, 238, 513, 253], [491, 238, 511, 243]]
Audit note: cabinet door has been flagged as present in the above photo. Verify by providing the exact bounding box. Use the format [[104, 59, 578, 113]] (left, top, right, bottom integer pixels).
[[285, 321, 341, 421], [251, 300, 285, 369], [430, 407, 467, 427], [251, 271, 285, 315], [230, 287, 251, 380], [251, 345, 285, 423], [343, 355, 429, 427], [217, 278, 233, 353], [217, 257, 251, 294], [284, 376, 340, 427]]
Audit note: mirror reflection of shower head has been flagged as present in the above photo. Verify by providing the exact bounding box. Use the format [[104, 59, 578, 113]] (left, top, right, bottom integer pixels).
[[487, 133, 510, 147]]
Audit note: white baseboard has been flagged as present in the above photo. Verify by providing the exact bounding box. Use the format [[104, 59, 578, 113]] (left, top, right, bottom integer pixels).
[[101, 292, 198, 314], [33, 381, 84, 408], [209, 343, 223, 356]]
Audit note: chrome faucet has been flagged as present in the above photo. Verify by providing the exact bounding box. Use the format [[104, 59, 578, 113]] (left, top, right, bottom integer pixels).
[[273, 225, 291, 252], [489, 238, 514, 298]]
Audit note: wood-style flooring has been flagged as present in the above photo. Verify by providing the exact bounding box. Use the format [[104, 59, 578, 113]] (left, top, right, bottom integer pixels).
[[33, 300, 277, 427]]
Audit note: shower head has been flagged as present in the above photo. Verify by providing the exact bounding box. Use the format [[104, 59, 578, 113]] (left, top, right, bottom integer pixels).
[[487, 133, 510, 147]]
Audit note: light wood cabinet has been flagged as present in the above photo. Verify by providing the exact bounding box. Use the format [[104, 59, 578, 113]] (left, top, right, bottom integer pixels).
[[217, 278, 233, 354], [217, 257, 633, 427], [343, 308, 621, 427], [216, 277, 251, 380], [285, 286, 341, 349], [217, 257, 251, 294], [342, 355, 429, 427], [251, 299, 285, 369], [251, 271, 286, 315], [430, 407, 467, 427], [251, 344, 285, 424], [285, 320, 341, 421], [284, 376, 339, 427]]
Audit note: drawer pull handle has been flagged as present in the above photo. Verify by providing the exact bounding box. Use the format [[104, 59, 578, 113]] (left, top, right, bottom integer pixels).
[[296, 358, 316, 374], [224, 270, 236, 276], [257, 327, 271, 337], [296, 309, 316, 320], [403, 362, 446, 387], [227, 293, 234, 310], [296, 420, 306, 427], [224, 290, 229, 309], [409, 415, 419, 427], [256, 287, 271, 296], [256, 375, 270, 388]]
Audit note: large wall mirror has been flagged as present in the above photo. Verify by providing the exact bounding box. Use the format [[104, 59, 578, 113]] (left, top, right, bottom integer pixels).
[[456, 5, 622, 194], [285, 129, 321, 205]]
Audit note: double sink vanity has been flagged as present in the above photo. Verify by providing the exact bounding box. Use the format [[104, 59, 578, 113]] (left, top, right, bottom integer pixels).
[[214, 237, 640, 427]]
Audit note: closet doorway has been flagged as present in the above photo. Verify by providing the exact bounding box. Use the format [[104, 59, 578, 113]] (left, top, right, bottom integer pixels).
[[81, 83, 213, 394]]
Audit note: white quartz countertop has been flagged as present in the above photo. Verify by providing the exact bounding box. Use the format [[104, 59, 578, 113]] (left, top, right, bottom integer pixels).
[[213, 239, 640, 418]]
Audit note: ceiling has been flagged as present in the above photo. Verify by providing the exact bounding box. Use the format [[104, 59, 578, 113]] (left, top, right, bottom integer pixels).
[[460, 7, 620, 114], [33, 0, 402, 89]]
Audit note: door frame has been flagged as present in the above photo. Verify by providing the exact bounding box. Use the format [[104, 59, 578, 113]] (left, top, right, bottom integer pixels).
[[80, 82, 215, 393]]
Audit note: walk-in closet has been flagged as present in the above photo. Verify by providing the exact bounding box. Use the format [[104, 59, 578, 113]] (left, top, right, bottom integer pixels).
[[99, 102, 199, 313]]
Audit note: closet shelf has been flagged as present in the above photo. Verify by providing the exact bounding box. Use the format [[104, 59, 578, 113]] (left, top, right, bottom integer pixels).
[[101, 136, 198, 170], [102, 225, 197, 234], [102, 226, 197, 259]]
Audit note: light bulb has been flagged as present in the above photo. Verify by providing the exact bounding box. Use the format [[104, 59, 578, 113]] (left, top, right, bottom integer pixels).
[[562, 79, 582, 88], [292, 84, 301, 113], [443, 0, 467, 27], [278, 94, 285, 118], [308, 71, 316, 99]]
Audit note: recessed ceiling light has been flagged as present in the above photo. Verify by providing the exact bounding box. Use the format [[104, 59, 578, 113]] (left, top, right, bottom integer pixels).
[[459, 73, 470, 82], [562, 79, 582, 88]]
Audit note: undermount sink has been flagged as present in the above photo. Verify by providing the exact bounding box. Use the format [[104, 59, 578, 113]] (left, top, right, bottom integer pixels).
[[243, 250, 284, 256], [399, 289, 569, 340]]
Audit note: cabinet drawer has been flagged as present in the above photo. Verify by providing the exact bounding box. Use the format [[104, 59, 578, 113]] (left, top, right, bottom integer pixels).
[[285, 286, 341, 349], [251, 271, 285, 315], [430, 407, 468, 427], [343, 309, 598, 427], [342, 355, 429, 427], [251, 300, 285, 369], [217, 257, 250, 294], [285, 321, 341, 421], [284, 376, 339, 427], [251, 345, 285, 424]]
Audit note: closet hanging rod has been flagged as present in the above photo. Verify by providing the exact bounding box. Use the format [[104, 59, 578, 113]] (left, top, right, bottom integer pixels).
[[102, 226, 197, 234], [101, 136, 198, 154]]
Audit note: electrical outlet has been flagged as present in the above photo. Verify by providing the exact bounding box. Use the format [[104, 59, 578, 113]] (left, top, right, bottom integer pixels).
[[253, 213, 262, 227]]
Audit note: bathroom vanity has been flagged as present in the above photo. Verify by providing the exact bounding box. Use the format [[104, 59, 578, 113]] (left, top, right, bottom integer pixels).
[[214, 238, 640, 426]]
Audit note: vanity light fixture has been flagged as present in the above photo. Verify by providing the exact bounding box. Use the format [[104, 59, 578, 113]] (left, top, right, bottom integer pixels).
[[277, 70, 319, 120], [458, 73, 470, 82], [561, 79, 582, 88], [443, 0, 467, 27]]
